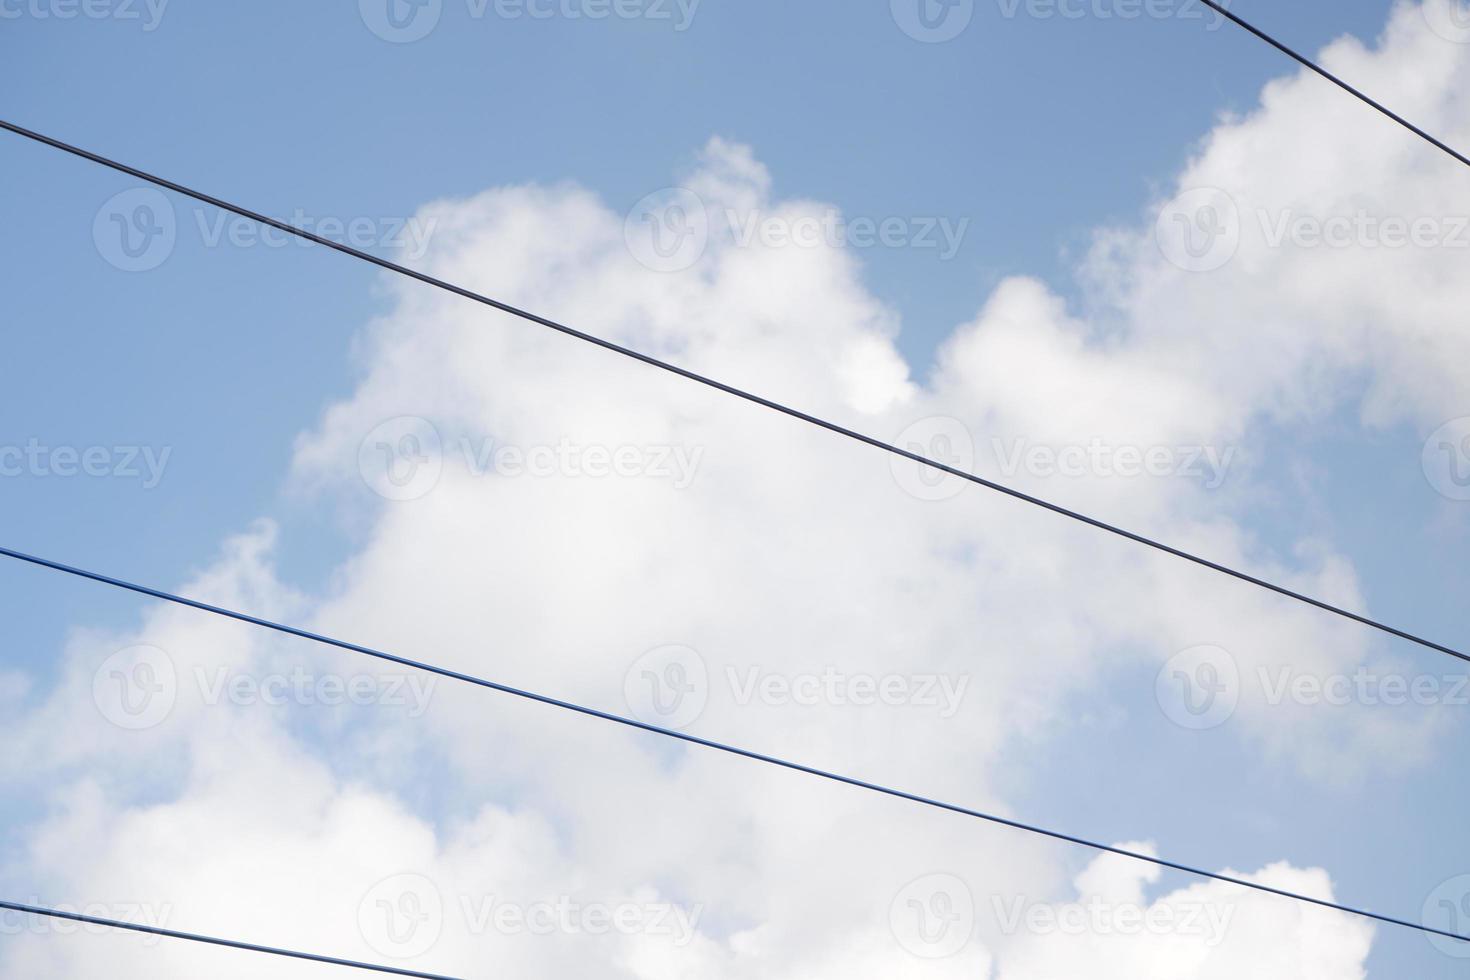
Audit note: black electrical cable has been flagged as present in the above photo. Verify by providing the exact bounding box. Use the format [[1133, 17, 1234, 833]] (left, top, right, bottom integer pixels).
[[0, 899, 461, 979], [0, 118, 1463, 668], [1198, 0, 1470, 170], [1, 543, 1464, 946]]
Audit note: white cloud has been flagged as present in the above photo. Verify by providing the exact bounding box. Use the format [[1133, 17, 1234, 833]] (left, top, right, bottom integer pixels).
[[6, 3, 1470, 976], [992, 846, 1375, 980]]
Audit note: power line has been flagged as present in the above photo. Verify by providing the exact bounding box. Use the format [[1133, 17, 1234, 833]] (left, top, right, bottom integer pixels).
[[1198, 0, 1470, 171], [2, 543, 1465, 946], [0, 899, 461, 979], [1, 119, 1463, 669]]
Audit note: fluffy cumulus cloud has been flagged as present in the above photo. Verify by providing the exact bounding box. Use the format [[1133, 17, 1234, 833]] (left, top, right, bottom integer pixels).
[[992, 846, 1374, 980], [3, 2, 1468, 976]]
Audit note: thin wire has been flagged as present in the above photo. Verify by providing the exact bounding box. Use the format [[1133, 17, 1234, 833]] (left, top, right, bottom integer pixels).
[[1197, 0, 1470, 171], [0, 119, 1463, 669], [0, 899, 461, 979], [2, 543, 1464, 945]]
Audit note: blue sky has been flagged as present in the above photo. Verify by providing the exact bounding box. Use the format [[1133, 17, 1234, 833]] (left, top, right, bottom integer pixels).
[[2, 1, 1470, 977], [3, 0, 1459, 654]]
